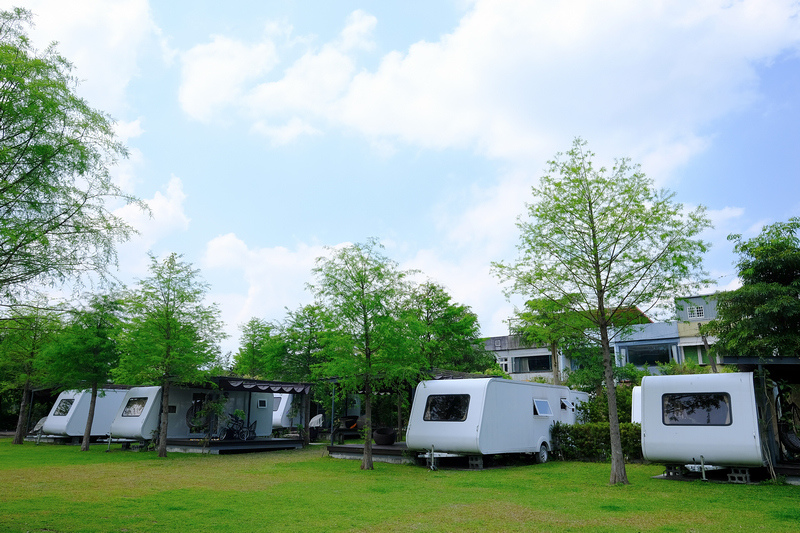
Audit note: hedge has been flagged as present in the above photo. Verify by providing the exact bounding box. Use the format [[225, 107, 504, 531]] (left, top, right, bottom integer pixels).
[[550, 421, 642, 461]]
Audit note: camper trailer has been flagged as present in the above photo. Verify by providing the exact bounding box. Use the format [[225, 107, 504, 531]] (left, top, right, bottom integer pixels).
[[272, 393, 302, 429], [109, 386, 275, 442], [109, 386, 162, 441], [405, 378, 588, 462], [42, 388, 128, 438], [639, 372, 766, 468]]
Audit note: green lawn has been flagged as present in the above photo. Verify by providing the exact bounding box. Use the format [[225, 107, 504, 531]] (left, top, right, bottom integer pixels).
[[0, 438, 797, 532]]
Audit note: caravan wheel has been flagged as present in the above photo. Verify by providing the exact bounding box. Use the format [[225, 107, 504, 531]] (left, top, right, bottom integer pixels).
[[537, 444, 549, 464]]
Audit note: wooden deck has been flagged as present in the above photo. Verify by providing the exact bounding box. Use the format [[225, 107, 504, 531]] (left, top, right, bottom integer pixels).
[[166, 437, 304, 454], [326, 442, 415, 464]]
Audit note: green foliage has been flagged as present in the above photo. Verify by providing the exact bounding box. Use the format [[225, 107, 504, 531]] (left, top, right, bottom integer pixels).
[[0, 8, 142, 302], [493, 138, 712, 484], [36, 293, 123, 391], [232, 317, 285, 378], [704, 218, 800, 359], [552, 421, 642, 461], [114, 253, 226, 457], [115, 253, 226, 388], [0, 305, 61, 442], [577, 383, 640, 424], [406, 281, 492, 374], [309, 238, 418, 468]]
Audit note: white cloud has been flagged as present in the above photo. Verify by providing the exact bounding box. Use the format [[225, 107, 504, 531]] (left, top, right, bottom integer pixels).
[[1, 0, 160, 115], [114, 175, 191, 276], [179, 35, 279, 122], [202, 235, 327, 349]]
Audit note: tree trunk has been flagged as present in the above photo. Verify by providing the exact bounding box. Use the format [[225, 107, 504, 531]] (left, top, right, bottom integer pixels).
[[13, 379, 32, 445], [551, 343, 561, 385], [601, 326, 629, 485], [158, 381, 170, 458], [81, 382, 99, 451], [702, 335, 718, 373], [361, 379, 373, 470]]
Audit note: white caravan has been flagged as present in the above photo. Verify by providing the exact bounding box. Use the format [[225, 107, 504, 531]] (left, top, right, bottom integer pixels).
[[42, 389, 128, 438], [406, 378, 588, 461], [639, 372, 765, 467], [109, 386, 275, 441], [272, 393, 302, 429]]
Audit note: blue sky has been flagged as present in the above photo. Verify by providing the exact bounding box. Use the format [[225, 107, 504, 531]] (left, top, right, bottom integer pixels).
[[5, 0, 800, 355]]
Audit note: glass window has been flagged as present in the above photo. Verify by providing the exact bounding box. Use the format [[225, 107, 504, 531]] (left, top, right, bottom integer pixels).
[[122, 397, 148, 417], [662, 393, 732, 426], [273, 397, 282, 411], [627, 344, 673, 366], [533, 399, 553, 416], [53, 398, 74, 416], [258, 399, 268, 409], [423, 394, 470, 421], [513, 355, 551, 373], [688, 306, 705, 319], [560, 398, 574, 411]]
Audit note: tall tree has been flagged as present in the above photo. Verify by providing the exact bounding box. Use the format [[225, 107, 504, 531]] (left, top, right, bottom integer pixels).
[[0, 8, 141, 305], [233, 318, 284, 378], [493, 138, 711, 484], [0, 305, 60, 443], [407, 281, 490, 374], [36, 293, 123, 451], [704, 218, 800, 359], [115, 253, 226, 458], [309, 239, 414, 470], [512, 297, 591, 385]]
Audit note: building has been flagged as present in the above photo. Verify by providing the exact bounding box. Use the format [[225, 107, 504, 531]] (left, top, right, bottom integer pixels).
[[485, 296, 721, 381]]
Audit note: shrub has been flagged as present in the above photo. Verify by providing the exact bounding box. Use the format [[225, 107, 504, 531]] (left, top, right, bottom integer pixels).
[[551, 421, 642, 461]]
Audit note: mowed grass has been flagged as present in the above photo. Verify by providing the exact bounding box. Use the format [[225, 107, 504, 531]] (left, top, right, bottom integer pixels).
[[1, 438, 798, 532]]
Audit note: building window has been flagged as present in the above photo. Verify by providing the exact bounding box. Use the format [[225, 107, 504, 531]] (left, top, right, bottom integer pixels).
[[627, 344, 673, 366], [53, 399, 74, 416], [257, 399, 268, 409], [513, 355, 551, 373], [424, 394, 470, 421], [687, 306, 704, 319], [662, 393, 731, 426]]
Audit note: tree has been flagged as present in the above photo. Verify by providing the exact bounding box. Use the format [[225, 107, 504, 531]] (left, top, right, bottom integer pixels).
[[493, 138, 711, 484], [233, 318, 284, 378], [704, 218, 800, 359], [0, 8, 142, 305], [36, 293, 123, 451], [309, 239, 415, 469], [0, 304, 60, 443], [115, 253, 226, 457], [512, 296, 592, 385], [406, 281, 491, 374]]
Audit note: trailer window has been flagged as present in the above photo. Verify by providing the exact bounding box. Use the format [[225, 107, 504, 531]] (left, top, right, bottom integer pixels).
[[424, 394, 470, 421], [533, 399, 553, 416], [273, 397, 282, 411], [53, 399, 74, 416], [662, 393, 732, 426], [122, 397, 148, 417]]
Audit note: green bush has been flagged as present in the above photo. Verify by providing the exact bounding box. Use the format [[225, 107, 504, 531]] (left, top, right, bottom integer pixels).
[[551, 421, 642, 461]]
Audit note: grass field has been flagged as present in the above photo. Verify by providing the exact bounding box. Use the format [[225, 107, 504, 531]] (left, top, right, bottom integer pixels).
[[1, 438, 798, 532]]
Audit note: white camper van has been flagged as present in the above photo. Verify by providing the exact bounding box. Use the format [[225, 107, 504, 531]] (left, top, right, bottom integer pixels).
[[639, 372, 765, 468], [406, 378, 588, 463], [109, 386, 162, 441], [42, 388, 128, 438]]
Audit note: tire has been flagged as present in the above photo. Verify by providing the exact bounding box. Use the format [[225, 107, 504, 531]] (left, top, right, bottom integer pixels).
[[537, 443, 549, 464]]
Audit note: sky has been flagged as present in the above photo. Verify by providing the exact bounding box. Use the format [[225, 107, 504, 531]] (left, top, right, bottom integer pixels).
[[4, 0, 800, 356]]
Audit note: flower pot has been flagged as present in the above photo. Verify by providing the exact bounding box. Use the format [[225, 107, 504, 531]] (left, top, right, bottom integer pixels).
[[373, 427, 396, 445]]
